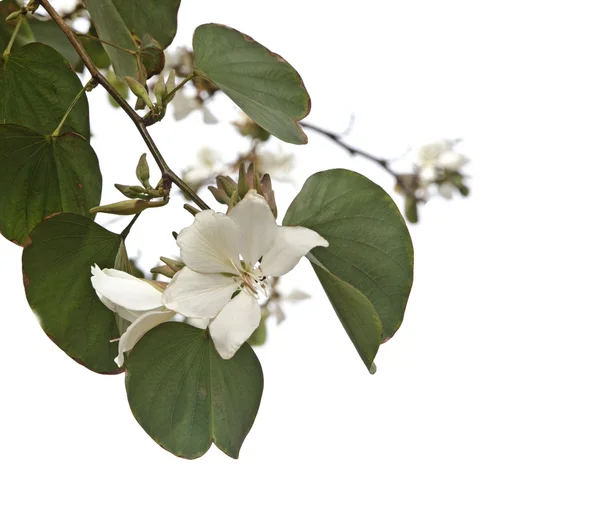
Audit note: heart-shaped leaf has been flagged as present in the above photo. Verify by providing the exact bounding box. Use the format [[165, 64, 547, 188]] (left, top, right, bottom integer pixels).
[[22, 214, 123, 374], [284, 169, 414, 368], [126, 322, 264, 459], [85, 0, 138, 79], [0, 43, 90, 138], [0, 124, 102, 245], [193, 23, 311, 145]]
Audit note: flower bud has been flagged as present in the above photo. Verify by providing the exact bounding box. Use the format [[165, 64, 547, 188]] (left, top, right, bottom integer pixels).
[[124, 76, 153, 109], [166, 70, 176, 95], [260, 174, 277, 218], [5, 11, 21, 22], [208, 185, 230, 205], [136, 153, 151, 189], [237, 162, 249, 198], [404, 196, 418, 224], [150, 265, 176, 278], [160, 256, 184, 272], [90, 199, 152, 216], [115, 183, 148, 199], [154, 75, 166, 106], [216, 175, 237, 197]]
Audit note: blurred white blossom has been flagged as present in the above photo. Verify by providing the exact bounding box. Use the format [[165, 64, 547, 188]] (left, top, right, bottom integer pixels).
[[256, 148, 295, 181], [164, 47, 194, 76], [171, 92, 217, 124], [415, 139, 468, 182], [184, 146, 225, 185]]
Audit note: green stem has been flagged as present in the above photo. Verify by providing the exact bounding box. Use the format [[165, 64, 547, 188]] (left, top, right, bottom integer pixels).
[[162, 74, 193, 105], [52, 78, 95, 136], [75, 32, 137, 56], [3, 14, 24, 58], [120, 212, 141, 240], [37, 0, 211, 211]]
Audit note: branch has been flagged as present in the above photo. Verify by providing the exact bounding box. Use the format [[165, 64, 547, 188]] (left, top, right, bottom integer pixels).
[[300, 121, 410, 190], [38, 0, 211, 210]]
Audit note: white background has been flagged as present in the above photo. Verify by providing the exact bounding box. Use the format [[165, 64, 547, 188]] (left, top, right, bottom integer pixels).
[[1, 1, 600, 515]]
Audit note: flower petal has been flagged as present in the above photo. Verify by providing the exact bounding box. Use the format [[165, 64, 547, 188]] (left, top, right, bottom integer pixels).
[[209, 289, 260, 360], [228, 190, 277, 265], [260, 226, 329, 277], [162, 267, 238, 319], [187, 317, 209, 329], [91, 266, 164, 312], [117, 310, 174, 367], [177, 210, 241, 274], [437, 150, 469, 170]]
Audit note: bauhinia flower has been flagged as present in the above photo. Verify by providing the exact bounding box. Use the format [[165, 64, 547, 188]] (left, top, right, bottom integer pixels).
[[162, 190, 329, 359], [91, 267, 208, 367], [416, 139, 469, 181]]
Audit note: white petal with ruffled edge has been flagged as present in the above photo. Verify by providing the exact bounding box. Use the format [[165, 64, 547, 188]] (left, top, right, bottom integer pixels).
[[228, 190, 277, 266], [177, 211, 242, 274], [117, 309, 174, 367], [260, 226, 329, 277], [209, 289, 261, 360], [162, 267, 239, 319], [91, 266, 163, 311]]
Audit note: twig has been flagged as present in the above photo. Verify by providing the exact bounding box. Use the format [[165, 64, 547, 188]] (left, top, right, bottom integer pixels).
[[300, 121, 409, 190], [38, 0, 211, 210]]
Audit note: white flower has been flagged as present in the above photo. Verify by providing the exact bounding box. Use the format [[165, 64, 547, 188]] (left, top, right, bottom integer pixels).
[[184, 146, 224, 185], [438, 182, 454, 199], [91, 267, 181, 366], [256, 148, 294, 180], [162, 190, 329, 359], [415, 139, 469, 180], [171, 92, 217, 124], [165, 47, 194, 76]]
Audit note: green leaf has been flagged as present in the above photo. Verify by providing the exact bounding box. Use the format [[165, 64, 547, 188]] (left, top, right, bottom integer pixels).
[[112, 0, 181, 49], [0, 43, 90, 138], [193, 23, 311, 145], [126, 323, 264, 459], [0, 125, 102, 245], [311, 262, 383, 369], [283, 169, 414, 368], [0, 0, 34, 53], [247, 316, 267, 346], [85, 0, 138, 79], [22, 214, 122, 374], [139, 34, 164, 78], [80, 26, 111, 69], [28, 18, 81, 69]]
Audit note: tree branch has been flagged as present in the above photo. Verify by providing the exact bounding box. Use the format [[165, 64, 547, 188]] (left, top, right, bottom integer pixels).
[[38, 0, 211, 210], [300, 121, 409, 190]]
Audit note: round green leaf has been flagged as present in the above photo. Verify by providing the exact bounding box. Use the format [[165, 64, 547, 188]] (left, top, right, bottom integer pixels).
[[193, 23, 311, 145], [22, 214, 122, 374], [0, 43, 90, 138], [112, 0, 181, 49], [85, 0, 138, 79], [126, 322, 264, 459], [0, 124, 102, 245], [284, 169, 414, 367]]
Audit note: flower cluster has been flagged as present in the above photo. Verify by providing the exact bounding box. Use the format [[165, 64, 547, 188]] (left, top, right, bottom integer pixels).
[[92, 190, 328, 365], [415, 139, 469, 199]]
